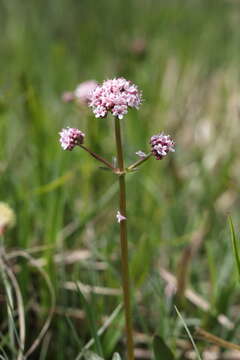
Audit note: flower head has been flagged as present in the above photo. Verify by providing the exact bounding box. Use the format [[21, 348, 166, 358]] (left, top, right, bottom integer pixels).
[[116, 211, 127, 223], [89, 78, 142, 119], [74, 80, 98, 104], [62, 80, 97, 104], [59, 127, 85, 151], [0, 202, 16, 235], [150, 133, 175, 160]]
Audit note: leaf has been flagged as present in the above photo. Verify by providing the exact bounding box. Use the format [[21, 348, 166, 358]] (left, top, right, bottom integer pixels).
[[75, 303, 123, 360], [174, 306, 202, 360], [112, 354, 121, 360], [65, 315, 83, 347], [229, 217, 240, 281], [83, 350, 104, 360], [75, 283, 103, 357], [153, 335, 175, 360], [32, 170, 75, 195]]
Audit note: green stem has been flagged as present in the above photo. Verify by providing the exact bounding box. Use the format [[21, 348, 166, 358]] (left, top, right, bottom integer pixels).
[[127, 152, 152, 172], [80, 144, 115, 170], [114, 117, 135, 360]]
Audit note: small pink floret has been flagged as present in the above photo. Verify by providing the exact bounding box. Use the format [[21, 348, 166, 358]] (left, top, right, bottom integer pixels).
[[59, 127, 85, 151], [89, 78, 142, 119], [116, 211, 127, 223], [150, 133, 175, 160], [136, 150, 147, 158]]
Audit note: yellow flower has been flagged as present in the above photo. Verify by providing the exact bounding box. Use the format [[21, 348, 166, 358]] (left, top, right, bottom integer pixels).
[[0, 202, 16, 234]]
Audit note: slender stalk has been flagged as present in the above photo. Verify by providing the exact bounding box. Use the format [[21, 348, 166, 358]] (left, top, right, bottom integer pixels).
[[127, 152, 152, 172], [196, 328, 240, 351], [114, 117, 135, 360], [80, 144, 115, 170]]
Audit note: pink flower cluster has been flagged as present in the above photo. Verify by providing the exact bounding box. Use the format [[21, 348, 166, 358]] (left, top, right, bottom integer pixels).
[[62, 80, 97, 104], [150, 133, 175, 160], [89, 78, 142, 119], [59, 127, 85, 151], [74, 80, 98, 104]]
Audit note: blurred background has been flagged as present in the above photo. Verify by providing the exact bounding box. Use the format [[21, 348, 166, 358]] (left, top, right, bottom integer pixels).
[[1, 0, 240, 358]]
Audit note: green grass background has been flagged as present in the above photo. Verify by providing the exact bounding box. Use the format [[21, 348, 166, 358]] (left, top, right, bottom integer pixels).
[[1, 0, 240, 358]]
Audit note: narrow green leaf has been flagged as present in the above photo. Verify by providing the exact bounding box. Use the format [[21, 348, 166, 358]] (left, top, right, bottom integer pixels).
[[229, 217, 240, 281], [0, 332, 10, 360], [0, 263, 22, 355], [75, 303, 122, 360], [174, 306, 202, 360], [153, 335, 175, 360], [32, 170, 75, 195], [75, 283, 103, 357], [65, 315, 83, 348]]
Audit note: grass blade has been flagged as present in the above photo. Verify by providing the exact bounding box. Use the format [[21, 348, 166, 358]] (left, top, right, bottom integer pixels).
[[153, 335, 175, 360], [229, 217, 240, 281], [174, 306, 202, 360], [75, 302, 122, 360], [75, 283, 103, 357], [65, 315, 83, 348]]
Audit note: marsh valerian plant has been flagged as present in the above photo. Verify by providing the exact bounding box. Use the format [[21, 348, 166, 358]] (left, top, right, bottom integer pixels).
[[59, 78, 175, 360]]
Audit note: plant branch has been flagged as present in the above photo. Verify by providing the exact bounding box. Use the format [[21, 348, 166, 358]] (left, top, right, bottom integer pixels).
[[80, 145, 115, 170], [127, 152, 152, 172]]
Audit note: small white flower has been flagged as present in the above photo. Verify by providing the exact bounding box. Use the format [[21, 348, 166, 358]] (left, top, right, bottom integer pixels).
[[136, 150, 147, 158], [116, 211, 127, 223]]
